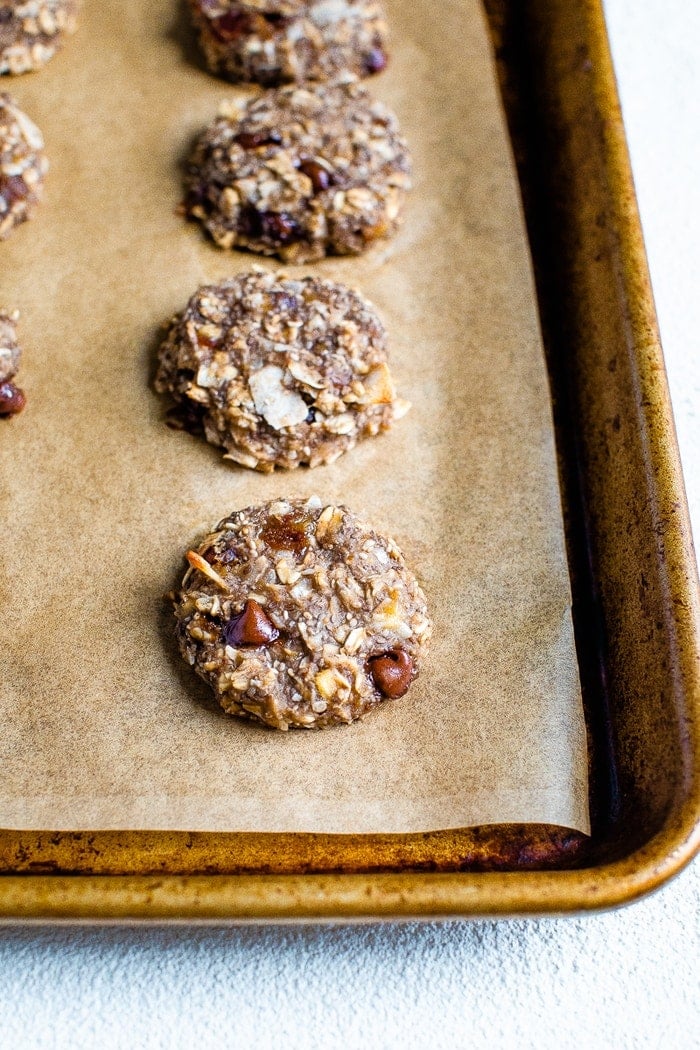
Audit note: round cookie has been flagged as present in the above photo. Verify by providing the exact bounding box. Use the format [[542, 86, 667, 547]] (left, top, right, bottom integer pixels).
[[0, 1, 78, 75], [173, 497, 432, 730], [188, 0, 389, 86], [183, 83, 411, 262], [0, 307, 25, 415], [154, 271, 410, 472], [0, 92, 47, 238]]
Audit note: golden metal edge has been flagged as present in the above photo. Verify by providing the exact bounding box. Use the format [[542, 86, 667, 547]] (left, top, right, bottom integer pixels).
[[2, 0, 699, 921]]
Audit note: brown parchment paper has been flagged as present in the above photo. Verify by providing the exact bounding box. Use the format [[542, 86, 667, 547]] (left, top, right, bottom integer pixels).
[[0, 0, 590, 834]]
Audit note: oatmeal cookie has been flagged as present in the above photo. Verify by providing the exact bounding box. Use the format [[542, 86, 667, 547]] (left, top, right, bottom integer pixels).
[[0, 1, 78, 75], [173, 497, 432, 729], [0, 92, 47, 238], [0, 307, 26, 415], [155, 271, 409, 471], [188, 0, 389, 86], [183, 83, 411, 262]]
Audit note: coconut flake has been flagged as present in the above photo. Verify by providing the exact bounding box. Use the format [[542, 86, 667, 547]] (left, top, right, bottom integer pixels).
[[249, 365, 309, 430]]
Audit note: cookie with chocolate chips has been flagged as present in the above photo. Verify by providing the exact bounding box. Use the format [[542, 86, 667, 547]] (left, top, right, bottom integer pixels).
[[173, 498, 432, 730], [0, 0, 78, 75], [183, 83, 411, 262], [154, 271, 409, 471], [0, 92, 47, 238], [188, 0, 389, 86]]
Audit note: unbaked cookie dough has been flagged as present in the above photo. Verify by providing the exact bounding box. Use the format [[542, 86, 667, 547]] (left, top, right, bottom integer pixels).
[[188, 0, 389, 86], [0, 0, 78, 75], [155, 271, 409, 471], [173, 497, 432, 729], [0, 308, 26, 415], [183, 83, 411, 262], [0, 92, 47, 238]]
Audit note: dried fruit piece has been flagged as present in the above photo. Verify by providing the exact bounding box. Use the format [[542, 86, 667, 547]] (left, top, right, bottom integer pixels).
[[367, 650, 414, 698], [260, 210, 300, 244], [211, 10, 250, 42], [236, 130, 282, 149], [299, 159, 332, 193], [261, 511, 312, 555], [223, 599, 279, 647], [0, 175, 27, 205]]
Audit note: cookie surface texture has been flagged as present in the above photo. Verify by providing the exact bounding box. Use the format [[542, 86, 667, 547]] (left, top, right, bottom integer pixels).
[[184, 83, 411, 262], [174, 498, 432, 730], [0, 92, 47, 237], [0, 306, 20, 381], [0, 1, 78, 75], [0, 307, 25, 415], [155, 271, 409, 471], [188, 0, 389, 86]]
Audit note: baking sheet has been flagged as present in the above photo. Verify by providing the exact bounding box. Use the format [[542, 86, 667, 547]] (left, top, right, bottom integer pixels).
[[0, 0, 589, 834]]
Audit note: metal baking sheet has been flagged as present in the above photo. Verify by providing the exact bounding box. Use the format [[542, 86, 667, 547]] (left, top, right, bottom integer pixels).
[[0, 0, 698, 919]]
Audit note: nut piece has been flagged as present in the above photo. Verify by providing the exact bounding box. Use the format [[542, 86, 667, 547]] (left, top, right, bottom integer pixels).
[[367, 650, 414, 698], [223, 599, 280, 647], [249, 364, 309, 431], [186, 550, 230, 592]]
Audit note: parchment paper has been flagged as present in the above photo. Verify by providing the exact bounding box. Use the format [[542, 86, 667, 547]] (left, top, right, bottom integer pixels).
[[0, 0, 590, 834]]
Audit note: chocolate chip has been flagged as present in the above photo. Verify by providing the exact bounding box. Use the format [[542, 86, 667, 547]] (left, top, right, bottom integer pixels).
[[184, 182, 209, 215], [235, 130, 282, 150], [239, 206, 300, 244], [211, 10, 251, 41], [298, 160, 332, 193], [0, 381, 26, 417], [260, 211, 300, 244], [367, 650, 414, 698], [364, 47, 388, 74], [238, 204, 263, 238], [223, 600, 279, 647]]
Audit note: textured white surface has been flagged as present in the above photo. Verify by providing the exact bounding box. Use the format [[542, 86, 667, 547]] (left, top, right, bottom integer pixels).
[[1, 2, 699, 1047]]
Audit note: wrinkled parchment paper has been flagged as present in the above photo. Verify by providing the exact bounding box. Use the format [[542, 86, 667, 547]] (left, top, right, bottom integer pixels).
[[0, 0, 590, 834]]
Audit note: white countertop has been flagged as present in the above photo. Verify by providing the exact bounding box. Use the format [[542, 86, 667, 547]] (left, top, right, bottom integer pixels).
[[1, 2, 698, 1046]]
